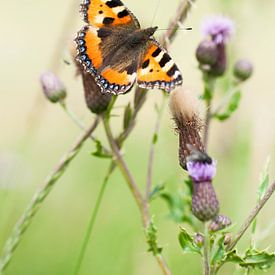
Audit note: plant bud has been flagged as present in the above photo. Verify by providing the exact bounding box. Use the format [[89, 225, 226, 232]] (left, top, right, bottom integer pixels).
[[187, 150, 220, 222], [81, 71, 112, 114], [191, 181, 219, 221], [209, 43, 227, 77], [233, 59, 253, 81], [40, 72, 66, 103], [194, 233, 204, 247], [223, 233, 232, 245], [208, 214, 232, 232], [169, 88, 204, 170], [196, 40, 218, 65]]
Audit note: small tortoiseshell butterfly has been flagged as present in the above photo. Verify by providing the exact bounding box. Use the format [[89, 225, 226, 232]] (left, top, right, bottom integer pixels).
[[75, 0, 183, 95]]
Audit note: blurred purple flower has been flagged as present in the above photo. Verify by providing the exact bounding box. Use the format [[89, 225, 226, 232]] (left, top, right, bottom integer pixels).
[[202, 15, 235, 45], [187, 160, 217, 182]]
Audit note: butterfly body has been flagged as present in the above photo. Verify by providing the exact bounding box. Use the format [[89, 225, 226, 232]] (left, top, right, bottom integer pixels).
[[75, 0, 183, 94]]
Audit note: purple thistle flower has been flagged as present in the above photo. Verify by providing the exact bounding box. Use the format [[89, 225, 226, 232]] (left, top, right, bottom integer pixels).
[[187, 160, 217, 182], [202, 15, 235, 45]]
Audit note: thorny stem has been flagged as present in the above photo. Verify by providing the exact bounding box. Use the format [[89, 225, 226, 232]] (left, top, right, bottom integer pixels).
[[146, 94, 167, 200], [103, 116, 147, 223], [203, 223, 210, 275], [73, 163, 115, 275], [0, 118, 99, 273], [226, 181, 275, 251]]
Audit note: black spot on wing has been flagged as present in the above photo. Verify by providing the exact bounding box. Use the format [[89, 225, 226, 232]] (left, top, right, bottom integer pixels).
[[117, 9, 129, 18], [159, 53, 171, 67], [105, 0, 123, 8], [142, 59, 150, 69], [103, 17, 115, 25], [152, 47, 162, 57], [167, 64, 177, 77]]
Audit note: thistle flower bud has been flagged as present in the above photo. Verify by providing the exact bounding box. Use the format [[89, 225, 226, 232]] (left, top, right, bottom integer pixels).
[[208, 214, 232, 232], [223, 233, 232, 245], [233, 59, 253, 81], [70, 42, 112, 114], [169, 88, 204, 170], [187, 150, 219, 222], [209, 43, 227, 77], [40, 72, 66, 103], [81, 71, 112, 114], [196, 40, 218, 65], [194, 233, 204, 247]]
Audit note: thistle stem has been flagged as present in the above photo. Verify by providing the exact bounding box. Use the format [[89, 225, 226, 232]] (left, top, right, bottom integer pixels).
[[0, 118, 99, 273], [203, 223, 210, 275]]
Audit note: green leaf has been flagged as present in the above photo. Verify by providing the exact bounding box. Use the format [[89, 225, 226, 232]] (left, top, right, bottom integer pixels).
[[123, 103, 132, 130], [240, 249, 275, 270], [160, 192, 192, 224], [215, 91, 241, 121], [149, 183, 165, 201], [146, 220, 162, 256], [252, 158, 270, 236], [91, 139, 112, 159], [211, 235, 226, 265], [258, 158, 270, 200], [178, 227, 201, 255]]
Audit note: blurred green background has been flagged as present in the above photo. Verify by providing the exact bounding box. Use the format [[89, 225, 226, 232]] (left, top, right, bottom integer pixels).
[[1, 0, 275, 274]]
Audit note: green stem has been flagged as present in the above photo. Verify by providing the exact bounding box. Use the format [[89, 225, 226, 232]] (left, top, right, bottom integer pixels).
[[73, 163, 115, 275], [0, 118, 99, 273], [203, 224, 210, 275]]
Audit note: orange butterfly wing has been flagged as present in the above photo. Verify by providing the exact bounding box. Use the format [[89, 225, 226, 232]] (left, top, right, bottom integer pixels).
[[137, 40, 183, 92], [75, 25, 138, 94], [80, 0, 140, 28]]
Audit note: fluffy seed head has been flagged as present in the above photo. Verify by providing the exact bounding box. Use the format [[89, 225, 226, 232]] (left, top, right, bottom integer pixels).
[[169, 88, 204, 170]]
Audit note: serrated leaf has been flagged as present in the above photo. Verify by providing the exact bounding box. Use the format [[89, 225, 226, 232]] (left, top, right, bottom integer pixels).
[[215, 91, 241, 121], [240, 249, 275, 270], [146, 220, 162, 256], [179, 228, 202, 255], [91, 139, 112, 159], [225, 250, 245, 264], [123, 103, 132, 130]]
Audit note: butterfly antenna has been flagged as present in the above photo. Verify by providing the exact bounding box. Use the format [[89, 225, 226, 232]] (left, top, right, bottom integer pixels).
[[150, 0, 162, 27]]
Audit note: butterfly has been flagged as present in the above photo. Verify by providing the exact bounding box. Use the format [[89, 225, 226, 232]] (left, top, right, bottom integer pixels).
[[75, 0, 183, 95]]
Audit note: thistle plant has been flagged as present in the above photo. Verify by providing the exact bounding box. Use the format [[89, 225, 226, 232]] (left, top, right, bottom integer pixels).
[[1, 2, 275, 275]]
